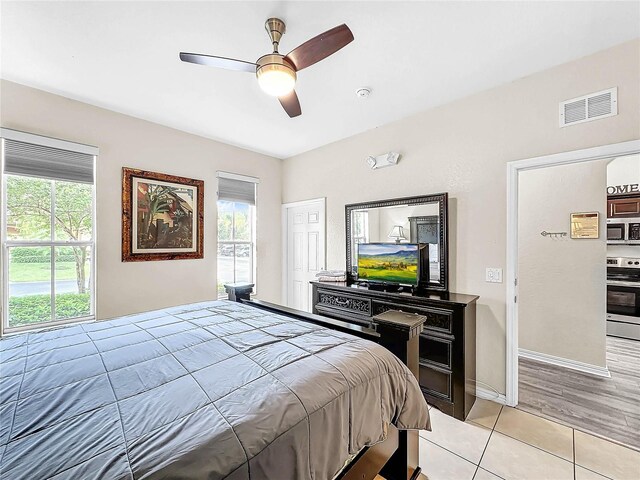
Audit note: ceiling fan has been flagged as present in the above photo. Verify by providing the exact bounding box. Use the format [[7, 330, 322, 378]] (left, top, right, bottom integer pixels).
[[179, 18, 354, 118]]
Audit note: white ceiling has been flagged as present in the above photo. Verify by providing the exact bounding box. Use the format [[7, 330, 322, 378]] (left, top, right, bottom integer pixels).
[[1, 1, 639, 158]]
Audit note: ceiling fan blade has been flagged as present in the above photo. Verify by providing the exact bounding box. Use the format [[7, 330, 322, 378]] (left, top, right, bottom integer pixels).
[[179, 52, 256, 73], [285, 24, 354, 71], [279, 90, 302, 118]]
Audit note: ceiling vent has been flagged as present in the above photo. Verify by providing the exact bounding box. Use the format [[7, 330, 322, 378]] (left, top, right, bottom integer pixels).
[[559, 87, 617, 127]]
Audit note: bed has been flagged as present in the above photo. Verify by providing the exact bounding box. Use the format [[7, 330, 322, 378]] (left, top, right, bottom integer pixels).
[[0, 285, 430, 480]]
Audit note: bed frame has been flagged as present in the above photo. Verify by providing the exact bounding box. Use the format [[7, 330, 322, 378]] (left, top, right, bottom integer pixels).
[[225, 283, 426, 480]]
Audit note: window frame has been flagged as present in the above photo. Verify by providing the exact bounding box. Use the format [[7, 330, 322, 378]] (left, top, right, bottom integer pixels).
[[0, 133, 98, 334], [216, 200, 257, 299]]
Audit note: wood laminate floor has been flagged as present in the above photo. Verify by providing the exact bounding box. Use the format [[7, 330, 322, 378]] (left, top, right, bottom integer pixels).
[[517, 336, 640, 451]]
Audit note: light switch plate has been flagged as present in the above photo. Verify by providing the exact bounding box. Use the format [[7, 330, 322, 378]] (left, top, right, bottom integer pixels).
[[486, 268, 503, 283]]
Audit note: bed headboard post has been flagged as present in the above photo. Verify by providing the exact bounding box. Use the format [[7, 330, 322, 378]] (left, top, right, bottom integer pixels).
[[373, 310, 425, 480], [224, 282, 255, 302]]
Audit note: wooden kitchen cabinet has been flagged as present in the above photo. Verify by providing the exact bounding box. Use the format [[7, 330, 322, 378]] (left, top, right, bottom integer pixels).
[[608, 197, 640, 218]]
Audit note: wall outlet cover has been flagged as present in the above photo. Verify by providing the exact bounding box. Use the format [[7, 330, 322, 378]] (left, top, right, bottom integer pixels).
[[486, 268, 503, 283]]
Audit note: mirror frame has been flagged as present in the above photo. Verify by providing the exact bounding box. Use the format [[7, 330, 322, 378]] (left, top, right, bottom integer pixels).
[[345, 193, 449, 291]]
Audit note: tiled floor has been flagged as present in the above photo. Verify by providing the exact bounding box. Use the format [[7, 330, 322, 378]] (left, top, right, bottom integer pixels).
[[419, 399, 640, 480]]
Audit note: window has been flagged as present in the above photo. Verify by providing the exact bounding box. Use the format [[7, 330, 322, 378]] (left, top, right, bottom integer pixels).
[[1, 129, 97, 332], [216, 172, 258, 298]]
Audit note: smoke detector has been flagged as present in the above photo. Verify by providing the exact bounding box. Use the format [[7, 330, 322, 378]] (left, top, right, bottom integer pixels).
[[355, 87, 372, 98]]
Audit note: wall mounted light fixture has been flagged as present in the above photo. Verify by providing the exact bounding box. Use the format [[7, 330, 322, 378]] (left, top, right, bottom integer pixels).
[[366, 151, 400, 170]]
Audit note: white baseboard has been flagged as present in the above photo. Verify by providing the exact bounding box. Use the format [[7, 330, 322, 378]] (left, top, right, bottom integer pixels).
[[475, 385, 507, 405], [519, 348, 611, 378]]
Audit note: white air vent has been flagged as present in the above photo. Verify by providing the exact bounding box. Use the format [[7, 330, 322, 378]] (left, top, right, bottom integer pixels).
[[559, 87, 617, 127]]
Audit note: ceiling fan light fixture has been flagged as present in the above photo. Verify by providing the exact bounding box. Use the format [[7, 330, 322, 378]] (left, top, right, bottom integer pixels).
[[180, 19, 354, 117], [256, 54, 296, 97], [257, 66, 296, 96]]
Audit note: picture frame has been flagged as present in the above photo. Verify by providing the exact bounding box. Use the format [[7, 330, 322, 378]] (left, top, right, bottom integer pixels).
[[122, 167, 204, 261], [570, 211, 599, 239]]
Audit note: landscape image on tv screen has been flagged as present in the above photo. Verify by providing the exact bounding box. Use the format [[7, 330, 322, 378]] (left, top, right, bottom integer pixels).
[[357, 243, 419, 285]]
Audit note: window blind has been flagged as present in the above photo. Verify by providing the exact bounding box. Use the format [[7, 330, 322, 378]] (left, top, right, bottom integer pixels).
[[3, 139, 95, 184], [217, 175, 257, 205]]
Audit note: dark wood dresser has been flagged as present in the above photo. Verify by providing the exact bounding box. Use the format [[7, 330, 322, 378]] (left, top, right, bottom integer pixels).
[[311, 281, 479, 421]]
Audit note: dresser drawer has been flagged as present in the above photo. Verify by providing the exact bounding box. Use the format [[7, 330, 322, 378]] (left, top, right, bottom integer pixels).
[[421, 307, 454, 334], [315, 305, 372, 327], [372, 301, 453, 334], [316, 289, 372, 317], [420, 334, 452, 370], [419, 364, 452, 401]]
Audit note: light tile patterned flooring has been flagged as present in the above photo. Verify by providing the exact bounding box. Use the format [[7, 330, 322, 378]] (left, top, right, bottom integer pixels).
[[419, 399, 640, 480]]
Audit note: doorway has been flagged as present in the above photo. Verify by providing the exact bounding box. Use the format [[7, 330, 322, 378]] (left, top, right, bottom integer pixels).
[[282, 198, 326, 312], [505, 139, 640, 449]]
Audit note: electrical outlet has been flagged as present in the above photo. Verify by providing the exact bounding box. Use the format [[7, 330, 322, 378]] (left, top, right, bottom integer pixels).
[[486, 268, 503, 283]]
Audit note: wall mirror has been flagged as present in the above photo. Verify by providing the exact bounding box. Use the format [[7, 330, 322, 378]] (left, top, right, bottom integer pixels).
[[345, 193, 449, 291]]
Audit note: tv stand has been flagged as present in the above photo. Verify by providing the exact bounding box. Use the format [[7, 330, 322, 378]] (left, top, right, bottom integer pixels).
[[311, 280, 479, 421]]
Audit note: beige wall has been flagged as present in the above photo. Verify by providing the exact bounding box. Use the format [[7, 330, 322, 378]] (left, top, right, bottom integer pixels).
[[0, 80, 282, 320], [518, 160, 608, 366], [607, 153, 640, 190], [282, 39, 640, 395]]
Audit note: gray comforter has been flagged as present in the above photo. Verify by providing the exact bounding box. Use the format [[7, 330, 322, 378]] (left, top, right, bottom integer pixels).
[[0, 300, 430, 479]]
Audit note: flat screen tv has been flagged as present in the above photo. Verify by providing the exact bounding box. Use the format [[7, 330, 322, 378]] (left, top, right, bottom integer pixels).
[[357, 243, 421, 285]]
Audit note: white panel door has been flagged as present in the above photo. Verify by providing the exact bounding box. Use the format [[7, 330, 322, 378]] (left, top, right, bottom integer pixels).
[[284, 199, 325, 312]]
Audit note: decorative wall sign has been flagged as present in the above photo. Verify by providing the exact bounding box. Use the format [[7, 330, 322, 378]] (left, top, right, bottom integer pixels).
[[122, 168, 204, 261], [607, 184, 640, 196], [570, 212, 599, 239]]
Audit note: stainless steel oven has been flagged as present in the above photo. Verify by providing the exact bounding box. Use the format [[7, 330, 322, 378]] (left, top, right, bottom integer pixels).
[[607, 257, 640, 340], [607, 218, 640, 244]]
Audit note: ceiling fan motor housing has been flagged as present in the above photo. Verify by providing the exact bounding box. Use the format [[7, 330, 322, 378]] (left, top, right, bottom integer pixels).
[[256, 54, 296, 75]]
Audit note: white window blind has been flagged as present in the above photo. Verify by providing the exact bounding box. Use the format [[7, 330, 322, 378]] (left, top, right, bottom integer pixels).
[[3, 139, 94, 184], [217, 172, 258, 205]]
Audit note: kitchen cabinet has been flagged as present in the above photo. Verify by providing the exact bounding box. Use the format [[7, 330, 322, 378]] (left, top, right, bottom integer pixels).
[[608, 196, 640, 218]]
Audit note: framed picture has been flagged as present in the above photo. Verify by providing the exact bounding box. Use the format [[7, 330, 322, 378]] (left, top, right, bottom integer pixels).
[[122, 168, 204, 261], [570, 212, 599, 239]]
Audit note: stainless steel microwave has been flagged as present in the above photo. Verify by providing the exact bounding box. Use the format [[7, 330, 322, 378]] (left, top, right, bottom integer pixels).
[[607, 218, 640, 244]]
